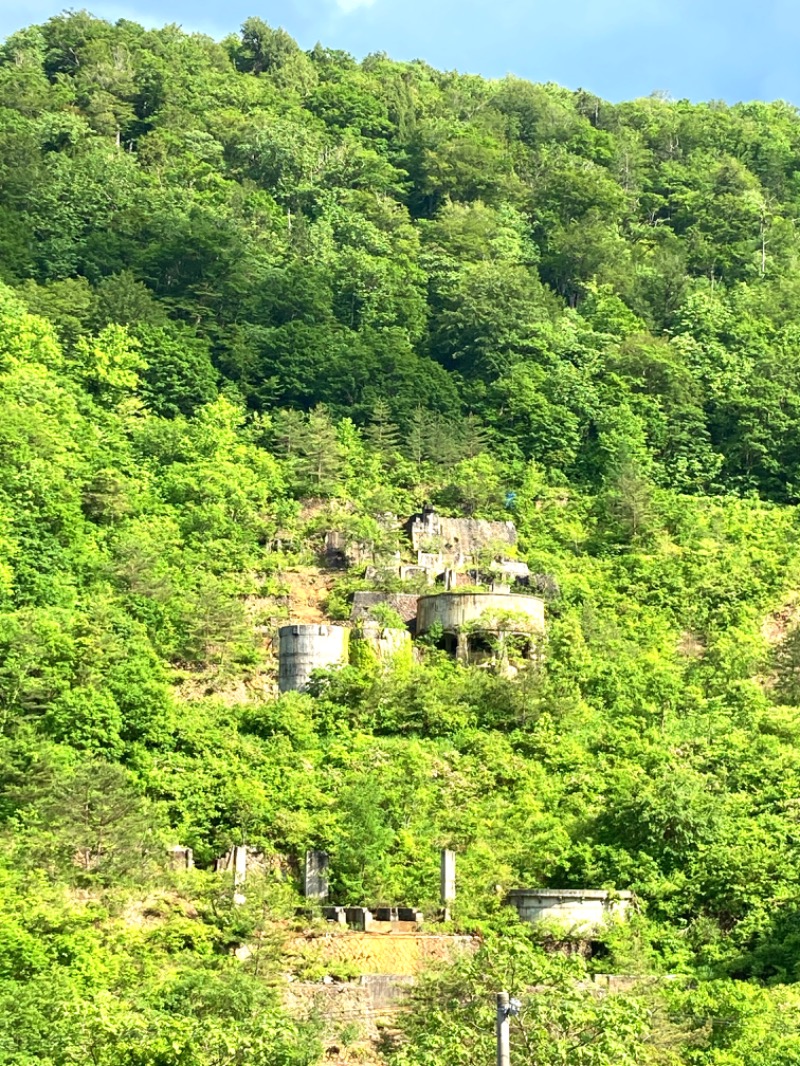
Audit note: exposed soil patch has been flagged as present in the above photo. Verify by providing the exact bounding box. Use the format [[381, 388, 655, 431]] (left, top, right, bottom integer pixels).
[[280, 567, 336, 625]]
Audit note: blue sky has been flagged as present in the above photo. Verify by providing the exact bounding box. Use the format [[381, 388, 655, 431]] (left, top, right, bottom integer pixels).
[[1, 0, 797, 104]]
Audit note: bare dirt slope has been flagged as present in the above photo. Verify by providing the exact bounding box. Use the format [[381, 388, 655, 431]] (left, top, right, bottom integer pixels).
[[280, 566, 336, 624]]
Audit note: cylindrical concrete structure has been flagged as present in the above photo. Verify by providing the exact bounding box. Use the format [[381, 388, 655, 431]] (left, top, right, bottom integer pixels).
[[416, 592, 545, 636], [278, 624, 349, 692]]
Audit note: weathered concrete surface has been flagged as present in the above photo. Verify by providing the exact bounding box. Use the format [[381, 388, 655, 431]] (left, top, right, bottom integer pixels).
[[440, 849, 456, 905], [350, 592, 420, 626], [350, 622, 413, 664], [507, 889, 632, 934], [215, 845, 249, 882], [284, 975, 415, 1066], [304, 850, 329, 901], [408, 510, 517, 561], [167, 845, 194, 870], [278, 624, 349, 692], [416, 592, 545, 636]]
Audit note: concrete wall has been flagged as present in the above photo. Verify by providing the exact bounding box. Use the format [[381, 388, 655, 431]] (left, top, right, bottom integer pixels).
[[284, 976, 415, 1065], [278, 624, 349, 692], [507, 889, 632, 934], [350, 592, 420, 626], [416, 592, 545, 636], [408, 511, 517, 559]]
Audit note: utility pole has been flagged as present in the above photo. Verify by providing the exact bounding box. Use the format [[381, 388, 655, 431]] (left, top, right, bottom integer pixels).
[[496, 992, 510, 1066], [496, 991, 520, 1066]]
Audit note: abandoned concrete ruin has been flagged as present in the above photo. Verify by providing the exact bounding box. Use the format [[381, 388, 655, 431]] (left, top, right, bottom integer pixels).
[[278, 508, 547, 692], [349, 592, 420, 628], [278, 586, 544, 691], [204, 844, 632, 942], [416, 589, 544, 663], [324, 505, 534, 589], [506, 889, 633, 934], [404, 504, 528, 588], [292, 848, 630, 937], [167, 845, 194, 870], [278, 624, 350, 693], [304, 849, 453, 932], [277, 585, 544, 691]]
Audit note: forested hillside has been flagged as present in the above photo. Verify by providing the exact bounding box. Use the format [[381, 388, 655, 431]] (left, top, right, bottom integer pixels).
[[5, 11, 800, 1065]]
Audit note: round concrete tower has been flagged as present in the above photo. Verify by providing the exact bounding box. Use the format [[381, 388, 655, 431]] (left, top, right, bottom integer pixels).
[[416, 591, 544, 662], [278, 624, 349, 692]]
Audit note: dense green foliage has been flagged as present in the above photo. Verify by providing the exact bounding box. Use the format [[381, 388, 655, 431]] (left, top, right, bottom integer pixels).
[[4, 10, 800, 1064]]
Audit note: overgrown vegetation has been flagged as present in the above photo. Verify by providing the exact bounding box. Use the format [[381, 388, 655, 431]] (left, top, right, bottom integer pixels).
[[3, 11, 800, 1063]]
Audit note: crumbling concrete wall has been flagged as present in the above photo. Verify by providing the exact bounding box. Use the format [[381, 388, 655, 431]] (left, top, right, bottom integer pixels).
[[407, 509, 517, 562], [350, 592, 420, 627], [284, 976, 415, 1066], [350, 623, 413, 666], [304, 850, 330, 901]]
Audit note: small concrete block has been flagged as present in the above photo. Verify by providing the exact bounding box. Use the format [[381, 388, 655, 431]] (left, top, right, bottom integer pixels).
[[345, 907, 373, 931], [322, 906, 347, 925], [397, 908, 423, 923]]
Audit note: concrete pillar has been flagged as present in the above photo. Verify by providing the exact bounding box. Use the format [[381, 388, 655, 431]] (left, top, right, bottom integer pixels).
[[304, 850, 329, 902], [232, 845, 247, 904], [441, 849, 456, 919], [167, 845, 194, 870], [232, 845, 247, 888], [215, 845, 248, 904]]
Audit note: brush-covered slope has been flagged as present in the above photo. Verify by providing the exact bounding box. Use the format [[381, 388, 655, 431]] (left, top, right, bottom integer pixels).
[[4, 13, 800, 1065]]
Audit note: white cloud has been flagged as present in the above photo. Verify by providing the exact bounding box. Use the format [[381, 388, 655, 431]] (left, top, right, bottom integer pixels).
[[334, 0, 378, 14]]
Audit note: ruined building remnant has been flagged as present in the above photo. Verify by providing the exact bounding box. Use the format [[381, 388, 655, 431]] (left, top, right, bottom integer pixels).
[[406, 506, 523, 575], [216, 844, 249, 904], [215, 845, 248, 881], [278, 624, 349, 692], [322, 513, 401, 570], [507, 889, 632, 934], [351, 621, 413, 663], [416, 590, 545, 664], [304, 850, 330, 902], [277, 507, 551, 684], [350, 592, 421, 629], [440, 849, 456, 904], [167, 845, 194, 870], [324, 505, 535, 587], [408, 506, 516, 553], [320, 906, 424, 932]]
